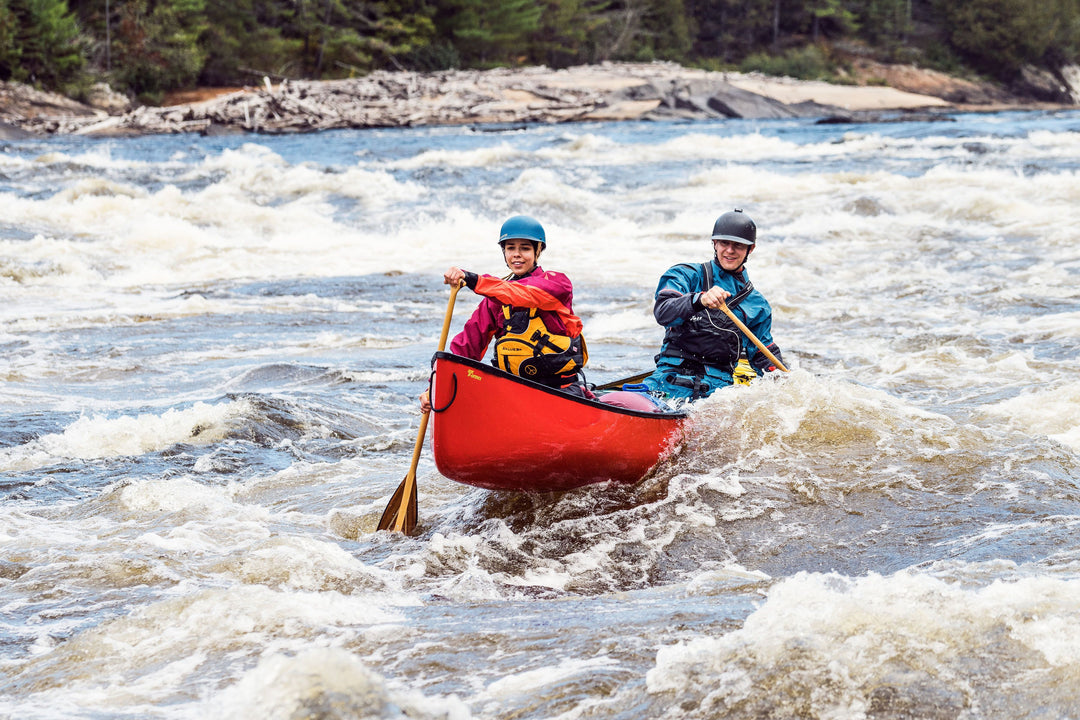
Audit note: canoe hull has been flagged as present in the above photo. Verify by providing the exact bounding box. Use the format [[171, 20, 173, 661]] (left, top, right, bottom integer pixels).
[[429, 352, 686, 492]]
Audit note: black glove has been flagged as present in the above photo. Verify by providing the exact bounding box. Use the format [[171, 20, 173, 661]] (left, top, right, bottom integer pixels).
[[751, 343, 783, 372]]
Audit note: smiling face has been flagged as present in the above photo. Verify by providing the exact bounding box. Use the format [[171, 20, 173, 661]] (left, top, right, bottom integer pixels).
[[713, 239, 753, 272], [501, 239, 539, 276]]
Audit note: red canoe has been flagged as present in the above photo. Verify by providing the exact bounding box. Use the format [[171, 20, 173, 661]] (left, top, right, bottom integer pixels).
[[428, 351, 687, 492]]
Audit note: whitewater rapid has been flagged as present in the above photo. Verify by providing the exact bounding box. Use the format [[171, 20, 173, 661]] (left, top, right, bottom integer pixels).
[[2, 111, 1079, 719]]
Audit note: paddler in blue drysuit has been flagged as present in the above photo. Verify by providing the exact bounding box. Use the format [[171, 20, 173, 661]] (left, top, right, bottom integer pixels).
[[420, 215, 590, 412], [642, 209, 785, 403]]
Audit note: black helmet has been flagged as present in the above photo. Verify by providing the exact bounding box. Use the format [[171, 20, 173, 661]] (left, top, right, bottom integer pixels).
[[711, 209, 756, 246]]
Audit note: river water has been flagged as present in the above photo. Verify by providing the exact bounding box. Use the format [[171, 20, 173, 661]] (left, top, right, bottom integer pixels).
[[2, 109, 1079, 719]]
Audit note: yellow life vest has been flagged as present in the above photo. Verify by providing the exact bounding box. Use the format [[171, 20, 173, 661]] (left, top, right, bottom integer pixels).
[[493, 306, 588, 382], [732, 358, 756, 386]]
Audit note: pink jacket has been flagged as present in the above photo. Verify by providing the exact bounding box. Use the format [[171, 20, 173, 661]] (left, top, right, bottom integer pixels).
[[450, 266, 582, 361]]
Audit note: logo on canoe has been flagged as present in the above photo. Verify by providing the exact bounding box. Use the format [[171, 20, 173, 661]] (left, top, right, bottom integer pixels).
[[467, 369, 483, 381]]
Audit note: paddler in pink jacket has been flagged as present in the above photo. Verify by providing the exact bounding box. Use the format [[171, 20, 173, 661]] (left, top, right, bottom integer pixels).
[[420, 216, 589, 412]]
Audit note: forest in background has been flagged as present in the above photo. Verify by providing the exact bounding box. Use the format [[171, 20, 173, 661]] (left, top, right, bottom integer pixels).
[[2, 0, 1079, 105]]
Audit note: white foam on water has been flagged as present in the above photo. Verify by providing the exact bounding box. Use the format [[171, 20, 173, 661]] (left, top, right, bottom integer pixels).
[[421, 528, 577, 597], [210, 647, 473, 720], [483, 655, 620, 698], [386, 128, 984, 170], [113, 476, 259, 522], [381, 140, 523, 169], [646, 570, 1080, 715], [983, 380, 1080, 450], [575, 307, 660, 347], [690, 370, 956, 461], [684, 564, 772, 595], [2, 129, 1076, 328], [194, 142, 426, 203], [0, 399, 253, 472], [3, 585, 411, 718]]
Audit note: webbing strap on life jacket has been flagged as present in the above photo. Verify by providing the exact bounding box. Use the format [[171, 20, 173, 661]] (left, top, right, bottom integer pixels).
[[493, 306, 588, 383]]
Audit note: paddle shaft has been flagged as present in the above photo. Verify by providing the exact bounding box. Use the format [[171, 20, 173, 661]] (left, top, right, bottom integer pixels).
[[717, 300, 789, 372], [595, 370, 653, 391], [378, 282, 462, 534]]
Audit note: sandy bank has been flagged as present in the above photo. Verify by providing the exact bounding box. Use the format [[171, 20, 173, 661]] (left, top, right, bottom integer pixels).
[[724, 75, 950, 110]]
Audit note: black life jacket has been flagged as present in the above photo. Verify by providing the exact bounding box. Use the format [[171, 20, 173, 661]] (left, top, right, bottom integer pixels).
[[492, 306, 588, 386], [660, 262, 753, 375]]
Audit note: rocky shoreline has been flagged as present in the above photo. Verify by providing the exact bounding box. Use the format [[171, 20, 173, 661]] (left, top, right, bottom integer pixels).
[[1, 60, 1075, 139]]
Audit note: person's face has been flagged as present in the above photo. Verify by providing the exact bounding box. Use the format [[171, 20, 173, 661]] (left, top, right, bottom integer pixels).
[[714, 239, 752, 272], [502, 239, 538, 276]]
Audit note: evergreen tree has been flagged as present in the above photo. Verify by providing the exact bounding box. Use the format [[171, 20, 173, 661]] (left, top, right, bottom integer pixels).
[[308, 0, 437, 76], [363, 0, 438, 71], [199, 0, 303, 84], [639, 0, 691, 60], [531, 0, 610, 66], [0, 0, 22, 78], [1042, 0, 1080, 67], [0, 0, 84, 87], [930, 0, 1059, 80], [588, 0, 648, 61], [12, 0, 1080, 98], [855, 0, 911, 46], [807, 0, 857, 41], [438, 0, 542, 66], [588, 0, 693, 63], [685, 0, 773, 64], [109, 0, 208, 101]]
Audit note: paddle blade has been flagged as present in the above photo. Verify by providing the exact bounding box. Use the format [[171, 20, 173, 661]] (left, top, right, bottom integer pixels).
[[376, 474, 418, 534]]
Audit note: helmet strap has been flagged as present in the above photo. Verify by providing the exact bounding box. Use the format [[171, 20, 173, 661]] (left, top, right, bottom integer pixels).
[[713, 242, 753, 267], [502, 241, 541, 271]]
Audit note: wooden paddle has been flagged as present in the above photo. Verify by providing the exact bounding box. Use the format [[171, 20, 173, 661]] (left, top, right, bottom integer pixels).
[[377, 282, 463, 534], [717, 300, 789, 372]]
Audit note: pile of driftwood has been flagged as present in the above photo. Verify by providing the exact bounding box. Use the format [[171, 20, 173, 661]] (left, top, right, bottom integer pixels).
[[7, 62, 931, 137], [22, 66, 649, 136], [26, 67, 613, 135]]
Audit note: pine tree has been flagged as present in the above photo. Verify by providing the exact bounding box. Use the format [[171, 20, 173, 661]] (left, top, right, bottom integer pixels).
[[439, 0, 543, 66], [109, 0, 208, 102], [0, 0, 84, 86], [531, 0, 610, 66], [685, 0, 773, 64], [930, 0, 1060, 80], [808, 0, 857, 42], [641, 0, 692, 60]]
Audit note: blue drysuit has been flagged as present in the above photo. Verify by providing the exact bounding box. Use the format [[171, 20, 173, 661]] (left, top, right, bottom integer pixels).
[[642, 260, 782, 401]]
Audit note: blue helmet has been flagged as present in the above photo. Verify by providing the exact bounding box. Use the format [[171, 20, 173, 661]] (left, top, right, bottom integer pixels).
[[498, 215, 546, 248]]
